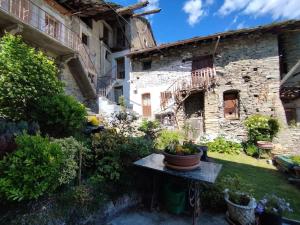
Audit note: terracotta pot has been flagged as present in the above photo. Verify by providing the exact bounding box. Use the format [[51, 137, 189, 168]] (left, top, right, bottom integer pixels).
[[294, 166, 300, 178], [163, 151, 202, 168], [257, 141, 273, 150]]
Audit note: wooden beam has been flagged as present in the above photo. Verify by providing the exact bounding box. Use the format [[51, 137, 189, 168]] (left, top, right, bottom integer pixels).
[[116, 1, 149, 15], [132, 8, 161, 17], [44, 0, 70, 15], [281, 60, 300, 86]]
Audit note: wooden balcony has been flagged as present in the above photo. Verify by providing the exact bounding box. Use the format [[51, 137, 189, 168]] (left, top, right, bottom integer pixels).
[[173, 67, 217, 94], [0, 0, 97, 96]]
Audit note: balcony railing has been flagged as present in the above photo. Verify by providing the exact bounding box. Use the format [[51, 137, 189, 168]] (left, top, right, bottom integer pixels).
[[0, 0, 97, 85]]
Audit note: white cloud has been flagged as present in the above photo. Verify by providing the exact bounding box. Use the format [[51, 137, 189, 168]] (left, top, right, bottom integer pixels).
[[183, 0, 205, 26], [236, 21, 245, 29], [218, 0, 300, 20]]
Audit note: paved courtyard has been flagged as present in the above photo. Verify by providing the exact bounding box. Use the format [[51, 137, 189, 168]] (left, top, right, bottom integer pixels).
[[107, 209, 227, 225]]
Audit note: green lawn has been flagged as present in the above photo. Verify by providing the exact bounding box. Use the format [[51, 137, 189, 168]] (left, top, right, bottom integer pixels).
[[208, 152, 300, 220]]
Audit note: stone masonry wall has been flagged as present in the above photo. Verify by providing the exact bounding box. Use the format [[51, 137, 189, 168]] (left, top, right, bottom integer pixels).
[[131, 33, 288, 142]]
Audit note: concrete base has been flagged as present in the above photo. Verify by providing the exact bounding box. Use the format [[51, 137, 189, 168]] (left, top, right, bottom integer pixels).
[[106, 209, 227, 225]]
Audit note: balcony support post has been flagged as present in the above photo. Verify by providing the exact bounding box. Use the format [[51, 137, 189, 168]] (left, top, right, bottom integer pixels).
[[4, 23, 23, 34]]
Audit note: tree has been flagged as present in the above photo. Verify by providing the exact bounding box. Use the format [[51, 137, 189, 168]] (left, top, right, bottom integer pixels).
[[0, 34, 63, 121]]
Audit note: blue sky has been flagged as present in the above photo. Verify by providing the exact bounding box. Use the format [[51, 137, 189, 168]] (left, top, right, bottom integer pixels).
[[113, 0, 300, 44]]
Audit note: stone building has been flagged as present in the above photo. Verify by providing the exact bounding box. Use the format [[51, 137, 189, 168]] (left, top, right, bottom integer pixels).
[[0, 0, 157, 113], [128, 20, 300, 153]]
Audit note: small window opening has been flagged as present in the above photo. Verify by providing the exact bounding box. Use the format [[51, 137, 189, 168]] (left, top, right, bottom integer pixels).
[[116, 57, 125, 79], [224, 91, 240, 120], [103, 25, 109, 46], [82, 33, 89, 46], [142, 61, 152, 70]]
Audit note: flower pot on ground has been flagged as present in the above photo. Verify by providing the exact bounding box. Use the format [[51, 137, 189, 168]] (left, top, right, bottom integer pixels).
[[222, 175, 256, 225], [224, 190, 256, 225], [255, 194, 292, 225], [162, 141, 202, 170]]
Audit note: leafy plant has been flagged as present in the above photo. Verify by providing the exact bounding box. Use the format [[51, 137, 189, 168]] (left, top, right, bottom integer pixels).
[[222, 175, 253, 206], [0, 119, 39, 157], [138, 119, 161, 141], [207, 137, 242, 155], [244, 143, 259, 157], [111, 111, 138, 136], [52, 137, 91, 185], [32, 94, 87, 138], [165, 141, 199, 155], [256, 194, 293, 216], [0, 134, 64, 201], [291, 155, 300, 166], [244, 114, 280, 143], [154, 129, 184, 150], [0, 34, 63, 121]]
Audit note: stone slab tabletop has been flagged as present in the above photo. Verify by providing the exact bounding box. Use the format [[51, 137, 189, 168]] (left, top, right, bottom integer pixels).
[[134, 153, 222, 184]]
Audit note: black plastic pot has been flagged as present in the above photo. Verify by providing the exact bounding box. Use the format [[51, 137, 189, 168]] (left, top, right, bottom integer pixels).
[[199, 145, 208, 161], [259, 212, 282, 225]]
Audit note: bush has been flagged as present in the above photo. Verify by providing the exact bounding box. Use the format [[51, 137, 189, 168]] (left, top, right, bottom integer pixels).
[[0, 119, 39, 157], [154, 130, 184, 150], [52, 137, 91, 185], [138, 119, 161, 141], [207, 137, 242, 155], [244, 114, 280, 143], [244, 143, 259, 157], [0, 34, 63, 121], [91, 130, 152, 184], [111, 111, 138, 136], [32, 94, 87, 138], [0, 134, 64, 201]]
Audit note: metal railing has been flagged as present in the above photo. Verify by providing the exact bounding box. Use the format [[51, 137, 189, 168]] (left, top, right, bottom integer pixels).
[[0, 0, 97, 85], [98, 65, 118, 97]]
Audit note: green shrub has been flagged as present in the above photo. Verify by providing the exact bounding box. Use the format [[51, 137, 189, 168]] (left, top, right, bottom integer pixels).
[[244, 114, 280, 143], [52, 137, 90, 185], [207, 137, 242, 155], [138, 119, 161, 141], [291, 155, 300, 166], [154, 130, 184, 150], [0, 34, 63, 121], [91, 130, 152, 184], [0, 134, 64, 201], [244, 143, 259, 157], [32, 94, 87, 138]]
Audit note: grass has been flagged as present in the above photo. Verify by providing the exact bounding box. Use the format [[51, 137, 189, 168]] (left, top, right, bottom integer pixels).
[[209, 152, 300, 220]]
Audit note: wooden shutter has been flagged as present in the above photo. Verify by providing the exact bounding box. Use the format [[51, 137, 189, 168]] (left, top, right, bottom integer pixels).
[[224, 92, 239, 119], [142, 93, 151, 117], [160, 91, 172, 110]]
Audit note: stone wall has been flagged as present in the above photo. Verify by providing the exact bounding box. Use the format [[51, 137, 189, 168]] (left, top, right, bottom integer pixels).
[[130, 33, 288, 141]]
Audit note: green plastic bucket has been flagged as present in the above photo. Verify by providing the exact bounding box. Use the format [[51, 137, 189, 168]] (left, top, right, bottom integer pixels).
[[163, 182, 186, 215]]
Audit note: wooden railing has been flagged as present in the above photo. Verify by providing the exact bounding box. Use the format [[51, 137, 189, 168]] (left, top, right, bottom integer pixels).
[[173, 67, 217, 93], [0, 0, 97, 85]]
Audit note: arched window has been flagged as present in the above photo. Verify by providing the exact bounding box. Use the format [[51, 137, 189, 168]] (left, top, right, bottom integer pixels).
[[223, 90, 240, 120]]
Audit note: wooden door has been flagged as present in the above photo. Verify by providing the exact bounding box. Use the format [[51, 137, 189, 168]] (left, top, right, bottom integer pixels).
[[142, 93, 151, 117]]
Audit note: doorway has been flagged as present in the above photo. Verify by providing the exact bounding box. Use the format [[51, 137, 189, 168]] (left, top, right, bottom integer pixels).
[[142, 93, 151, 118]]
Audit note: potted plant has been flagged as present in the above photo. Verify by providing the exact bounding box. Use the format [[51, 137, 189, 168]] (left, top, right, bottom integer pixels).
[[256, 194, 293, 225], [291, 155, 300, 177], [223, 175, 256, 225], [163, 141, 202, 170]]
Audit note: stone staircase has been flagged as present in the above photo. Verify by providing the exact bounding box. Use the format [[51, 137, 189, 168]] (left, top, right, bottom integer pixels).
[[98, 96, 122, 118]]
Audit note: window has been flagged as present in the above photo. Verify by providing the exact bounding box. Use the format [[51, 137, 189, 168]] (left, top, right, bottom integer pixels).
[[105, 50, 111, 62], [82, 33, 89, 46], [116, 57, 125, 79], [81, 18, 93, 29], [160, 91, 172, 110], [142, 61, 152, 70], [114, 86, 123, 104], [117, 25, 126, 47], [103, 25, 109, 46], [224, 91, 240, 120]]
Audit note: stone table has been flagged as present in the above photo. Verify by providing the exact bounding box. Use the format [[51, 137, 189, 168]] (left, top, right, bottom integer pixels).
[[134, 153, 223, 225]]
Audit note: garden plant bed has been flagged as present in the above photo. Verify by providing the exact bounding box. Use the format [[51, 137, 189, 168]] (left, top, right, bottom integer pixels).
[[209, 152, 300, 221]]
